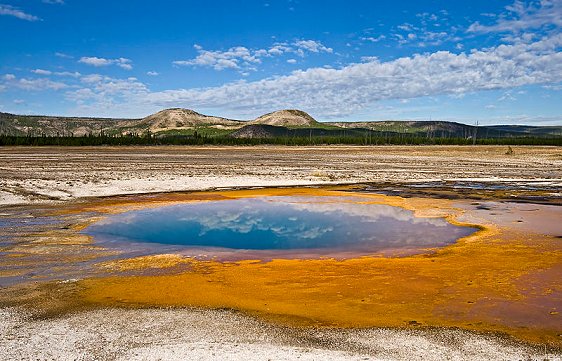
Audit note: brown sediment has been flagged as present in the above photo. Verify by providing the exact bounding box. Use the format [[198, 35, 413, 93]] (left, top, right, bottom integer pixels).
[[1, 145, 561, 206], [1, 187, 561, 347]]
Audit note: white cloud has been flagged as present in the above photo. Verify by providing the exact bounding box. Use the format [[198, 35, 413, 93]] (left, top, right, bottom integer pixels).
[[173, 46, 258, 70], [397, 24, 414, 31], [55, 52, 73, 59], [498, 91, 516, 101], [18, 79, 68, 91], [42, 0, 64, 4], [81, 74, 104, 83], [287, 59, 297, 64], [481, 114, 562, 124], [293, 40, 333, 53], [468, 0, 562, 34], [79, 57, 111, 67], [2, 74, 68, 91], [416, 12, 439, 21], [31, 69, 52, 75], [31, 69, 82, 77], [146, 34, 562, 117], [173, 39, 332, 71], [360, 56, 378, 62], [66, 74, 148, 109], [361, 35, 386, 43], [60, 33, 562, 120], [416, 31, 450, 47], [55, 71, 81, 77], [0, 5, 40, 21], [146, 71, 159, 76], [391, 17, 458, 47], [267, 44, 291, 55], [79, 57, 133, 70], [543, 83, 562, 90]]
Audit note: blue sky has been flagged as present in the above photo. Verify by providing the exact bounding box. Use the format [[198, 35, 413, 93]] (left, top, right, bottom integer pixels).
[[0, 0, 561, 124]]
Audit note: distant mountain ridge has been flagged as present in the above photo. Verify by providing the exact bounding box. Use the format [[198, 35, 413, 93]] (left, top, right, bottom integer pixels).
[[0, 112, 131, 137], [0, 108, 314, 136], [0, 108, 560, 139]]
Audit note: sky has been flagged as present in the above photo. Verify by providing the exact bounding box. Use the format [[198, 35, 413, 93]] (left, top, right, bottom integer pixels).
[[0, 0, 561, 125]]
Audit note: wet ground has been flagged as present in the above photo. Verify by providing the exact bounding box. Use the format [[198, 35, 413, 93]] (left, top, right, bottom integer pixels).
[[0, 183, 561, 360]]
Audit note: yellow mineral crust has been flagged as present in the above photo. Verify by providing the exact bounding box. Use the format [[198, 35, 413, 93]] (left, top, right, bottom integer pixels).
[[61, 188, 561, 346]]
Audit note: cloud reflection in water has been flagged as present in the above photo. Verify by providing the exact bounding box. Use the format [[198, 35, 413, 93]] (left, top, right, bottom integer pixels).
[[85, 196, 475, 253]]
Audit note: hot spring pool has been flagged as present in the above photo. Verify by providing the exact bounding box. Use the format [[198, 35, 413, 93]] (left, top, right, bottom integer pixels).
[[83, 196, 476, 259]]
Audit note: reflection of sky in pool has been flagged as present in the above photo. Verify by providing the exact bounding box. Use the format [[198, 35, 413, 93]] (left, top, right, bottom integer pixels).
[[84, 196, 476, 257]]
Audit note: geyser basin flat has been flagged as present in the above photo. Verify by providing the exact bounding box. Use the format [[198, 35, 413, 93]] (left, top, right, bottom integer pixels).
[[84, 196, 476, 259]]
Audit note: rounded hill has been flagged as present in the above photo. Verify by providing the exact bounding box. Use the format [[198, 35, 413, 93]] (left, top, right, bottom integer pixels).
[[251, 110, 318, 127]]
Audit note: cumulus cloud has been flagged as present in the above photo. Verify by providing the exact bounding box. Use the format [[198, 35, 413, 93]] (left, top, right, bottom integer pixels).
[[31, 69, 81, 77], [1, 74, 68, 91], [18, 78, 68, 91], [2, 21, 553, 120], [0, 4, 40, 21], [79, 57, 133, 70], [31, 69, 52, 75], [389, 10, 460, 48], [468, 0, 562, 34], [79, 57, 112, 67], [60, 33, 562, 119], [174, 46, 260, 70], [293, 40, 333, 53], [361, 35, 386, 43], [173, 39, 333, 71], [65, 74, 148, 112], [147, 34, 562, 117], [146, 71, 159, 76], [56, 71, 81, 77]]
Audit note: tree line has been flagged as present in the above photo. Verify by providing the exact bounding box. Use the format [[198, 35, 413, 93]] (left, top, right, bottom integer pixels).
[[0, 132, 560, 146]]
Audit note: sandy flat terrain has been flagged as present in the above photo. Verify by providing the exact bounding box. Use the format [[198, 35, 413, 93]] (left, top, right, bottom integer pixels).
[[0, 145, 561, 205], [1, 307, 558, 361]]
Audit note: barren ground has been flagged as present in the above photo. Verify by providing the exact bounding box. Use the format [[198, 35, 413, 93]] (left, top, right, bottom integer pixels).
[[2, 307, 559, 361], [1, 145, 560, 205], [0, 145, 561, 360]]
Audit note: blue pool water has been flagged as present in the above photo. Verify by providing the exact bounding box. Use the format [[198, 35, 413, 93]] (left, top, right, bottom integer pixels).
[[83, 196, 476, 257]]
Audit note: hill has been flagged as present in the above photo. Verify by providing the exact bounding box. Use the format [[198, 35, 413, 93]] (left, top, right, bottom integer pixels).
[[326, 120, 477, 138], [134, 108, 244, 133], [1, 109, 560, 141], [0, 108, 245, 137], [326, 120, 562, 138], [485, 125, 562, 137], [229, 124, 375, 139], [251, 110, 319, 127], [0, 112, 131, 137], [229, 124, 288, 138]]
